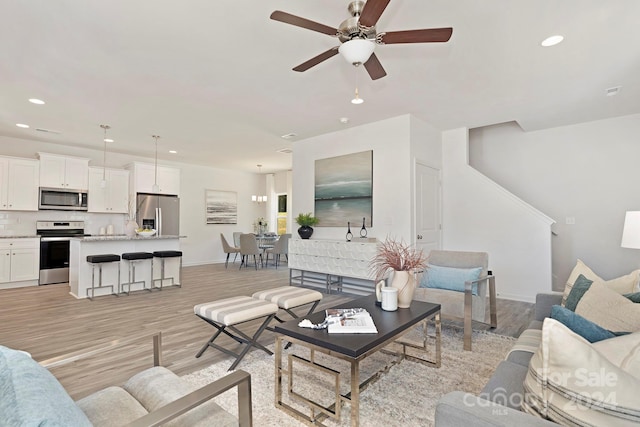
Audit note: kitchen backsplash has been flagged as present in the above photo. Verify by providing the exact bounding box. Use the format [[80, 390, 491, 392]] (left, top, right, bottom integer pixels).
[[0, 211, 129, 236]]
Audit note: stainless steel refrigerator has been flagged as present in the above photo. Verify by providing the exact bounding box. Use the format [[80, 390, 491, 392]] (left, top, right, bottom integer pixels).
[[136, 193, 180, 236]]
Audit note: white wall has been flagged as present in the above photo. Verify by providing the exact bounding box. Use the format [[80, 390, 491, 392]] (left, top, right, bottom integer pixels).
[[442, 128, 555, 302], [469, 114, 640, 288], [0, 135, 268, 266], [293, 115, 416, 242]]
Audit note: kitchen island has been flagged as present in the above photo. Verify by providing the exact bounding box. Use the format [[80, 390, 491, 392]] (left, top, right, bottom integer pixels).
[[69, 235, 183, 299]]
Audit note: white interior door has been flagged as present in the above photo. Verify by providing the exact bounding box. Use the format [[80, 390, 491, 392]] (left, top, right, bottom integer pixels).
[[415, 163, 441, 254]]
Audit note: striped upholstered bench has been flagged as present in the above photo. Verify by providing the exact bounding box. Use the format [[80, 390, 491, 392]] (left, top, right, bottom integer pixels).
[[194, 296, 278, 371], [252, 286, 322, 326]]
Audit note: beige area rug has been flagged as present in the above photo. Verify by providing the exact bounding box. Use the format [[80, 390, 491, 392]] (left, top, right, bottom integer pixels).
[[182, 324, 515, 427]]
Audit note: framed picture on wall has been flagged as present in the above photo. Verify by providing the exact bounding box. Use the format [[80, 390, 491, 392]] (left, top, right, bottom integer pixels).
[[314, 150, 373, 227], [205, 190, 237, 224]]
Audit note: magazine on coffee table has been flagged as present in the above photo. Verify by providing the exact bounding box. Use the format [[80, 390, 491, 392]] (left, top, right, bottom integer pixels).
[[326, 308, 378, 334]]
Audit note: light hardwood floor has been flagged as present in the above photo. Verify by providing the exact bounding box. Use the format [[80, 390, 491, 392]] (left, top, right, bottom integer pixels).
[[0, 262, 533, 399]]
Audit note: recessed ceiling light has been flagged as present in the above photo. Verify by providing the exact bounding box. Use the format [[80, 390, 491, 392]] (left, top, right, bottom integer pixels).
[[541, 35, 564, 47], [169, 150, 177, 154], [340, 117, 349, 124], [281, 133, 297, 139], [104, 138, 114, 143], [277, 148, 293, 154], [28, 98, 45, 105], [605, 86, 621, 96], [16, 123, 29, 128]]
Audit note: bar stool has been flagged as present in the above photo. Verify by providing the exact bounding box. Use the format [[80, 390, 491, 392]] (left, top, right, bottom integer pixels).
[[121, 252, 154, 295], [86, 254, 120, 300], [152, 250, 182, 289]]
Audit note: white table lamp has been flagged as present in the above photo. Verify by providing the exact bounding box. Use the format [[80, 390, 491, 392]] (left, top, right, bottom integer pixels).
[[621, 211, 640, 249]]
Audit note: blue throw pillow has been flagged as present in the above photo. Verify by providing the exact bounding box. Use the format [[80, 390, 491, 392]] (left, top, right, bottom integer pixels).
[[564, 274, 593, 311], [550, 305, 616, 343], [0, 345, 92, 426], [624, 292, 640, 303], [420, 264, 483, 296]]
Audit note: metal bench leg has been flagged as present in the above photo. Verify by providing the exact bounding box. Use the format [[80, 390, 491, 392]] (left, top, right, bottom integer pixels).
[[227, 315, 275, 371], [195, 314, 276, 371]]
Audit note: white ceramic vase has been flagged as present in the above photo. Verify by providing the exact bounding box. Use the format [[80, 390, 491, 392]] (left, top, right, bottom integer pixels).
[[390, 270, 416, 308], [125, 220, 138, 237]]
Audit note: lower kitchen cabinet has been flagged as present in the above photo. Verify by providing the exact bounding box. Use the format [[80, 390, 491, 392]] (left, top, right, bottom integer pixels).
[[0, 238, 40, 286]]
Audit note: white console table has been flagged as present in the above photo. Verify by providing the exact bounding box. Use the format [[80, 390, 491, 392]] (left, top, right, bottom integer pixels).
[[288, 238, 378, 294]]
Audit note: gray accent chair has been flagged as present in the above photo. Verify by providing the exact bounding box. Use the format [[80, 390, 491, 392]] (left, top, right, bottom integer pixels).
[[2, 332, 252, 426], [413, 250, 497, 350], [220, 233, 241, 268]]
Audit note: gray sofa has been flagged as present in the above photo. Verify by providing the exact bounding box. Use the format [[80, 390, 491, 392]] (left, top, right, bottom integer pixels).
[[0, 332, 252, 426], [435, 293, 562, 427]]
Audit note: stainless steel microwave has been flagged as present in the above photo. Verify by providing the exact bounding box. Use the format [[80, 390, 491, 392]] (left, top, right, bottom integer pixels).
[[39, 187, 88, 211]]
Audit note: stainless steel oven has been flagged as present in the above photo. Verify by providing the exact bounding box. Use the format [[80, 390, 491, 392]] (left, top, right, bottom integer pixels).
[[37, 221, 87, 285]]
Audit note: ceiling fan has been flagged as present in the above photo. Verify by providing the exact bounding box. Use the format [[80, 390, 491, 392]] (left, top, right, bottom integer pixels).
[[270, 0, 452, 80]]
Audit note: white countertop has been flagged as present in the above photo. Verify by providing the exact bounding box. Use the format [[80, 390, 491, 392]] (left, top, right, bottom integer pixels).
[[74, 235, 185, 242], [0, 235, 39, 239]]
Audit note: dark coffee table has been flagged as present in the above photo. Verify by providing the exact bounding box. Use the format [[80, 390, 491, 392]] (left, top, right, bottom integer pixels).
[[274, 294, 441, 426]]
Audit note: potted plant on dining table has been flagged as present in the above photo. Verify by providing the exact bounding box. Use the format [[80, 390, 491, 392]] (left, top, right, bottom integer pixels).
[[294, 212, 319, 239]]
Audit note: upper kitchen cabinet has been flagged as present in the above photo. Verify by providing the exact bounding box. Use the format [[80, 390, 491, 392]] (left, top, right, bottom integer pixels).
[[38, 152, 89, 190], [88, 167, 129, 213], [0, 156, 39, 211], [126, 162, 180, 196]]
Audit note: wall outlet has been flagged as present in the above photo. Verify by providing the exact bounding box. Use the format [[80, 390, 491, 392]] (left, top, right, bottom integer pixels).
[[565, 217, 576, 225]]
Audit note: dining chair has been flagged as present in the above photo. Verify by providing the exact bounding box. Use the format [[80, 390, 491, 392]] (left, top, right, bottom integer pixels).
[[265, 234, 290, 268], [220, 233, 240, 268], [239, 233, 262, 270], [232, 232, 243, 248]]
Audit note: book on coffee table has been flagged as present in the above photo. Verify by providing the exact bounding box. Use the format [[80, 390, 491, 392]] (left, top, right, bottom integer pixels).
[[326, 308, 378, 334]]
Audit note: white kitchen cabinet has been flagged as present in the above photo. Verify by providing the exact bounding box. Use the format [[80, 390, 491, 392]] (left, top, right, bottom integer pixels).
[[88, 167, 130, 213], [0, 239, 39, 284], [38, 152, 89, 190], [0, 156, 39, 211], [126, 162, 180, 196]]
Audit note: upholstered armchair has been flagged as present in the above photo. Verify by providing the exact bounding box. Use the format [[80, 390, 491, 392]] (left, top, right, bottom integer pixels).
[[413, 250, 497, 351]]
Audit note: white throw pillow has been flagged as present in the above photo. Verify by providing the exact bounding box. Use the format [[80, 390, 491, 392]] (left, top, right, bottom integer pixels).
[[523, 319, 640, 426], [562, 259, 640, 306], [574, 281, 640, 332]]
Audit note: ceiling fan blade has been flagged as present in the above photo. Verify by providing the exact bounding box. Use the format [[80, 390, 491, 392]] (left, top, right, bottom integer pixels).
[[380, 28, 453, 44], [270, 11, 338, 36], [363, 53, 387, 80], [292, 47, 340, 72], [358, 0, 391, 28]]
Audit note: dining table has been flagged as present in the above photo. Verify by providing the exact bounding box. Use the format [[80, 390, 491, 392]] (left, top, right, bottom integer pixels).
[[256, 234, 279, 250]]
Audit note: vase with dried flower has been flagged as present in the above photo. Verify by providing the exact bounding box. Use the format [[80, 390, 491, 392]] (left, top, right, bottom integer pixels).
[[370, 237, 427, 308]]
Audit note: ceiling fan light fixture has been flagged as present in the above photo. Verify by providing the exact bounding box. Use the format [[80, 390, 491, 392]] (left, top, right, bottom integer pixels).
[[351, 88, 364, 104], [339, 38, 375, 65]]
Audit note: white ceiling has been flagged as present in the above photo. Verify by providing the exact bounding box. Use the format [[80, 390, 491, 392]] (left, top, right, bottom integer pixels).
[[1, 1, 639, 173]]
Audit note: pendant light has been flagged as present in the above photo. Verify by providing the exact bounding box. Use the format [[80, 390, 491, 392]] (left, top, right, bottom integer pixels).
[[152, 135, 160, 192], [251, 164, 267, 203], [100, 124, 111, 188], [351, 63, 364, 105]]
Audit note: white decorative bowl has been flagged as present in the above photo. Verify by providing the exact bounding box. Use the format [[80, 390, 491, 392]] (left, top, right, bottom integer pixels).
[[135, 229, 156, 237]]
